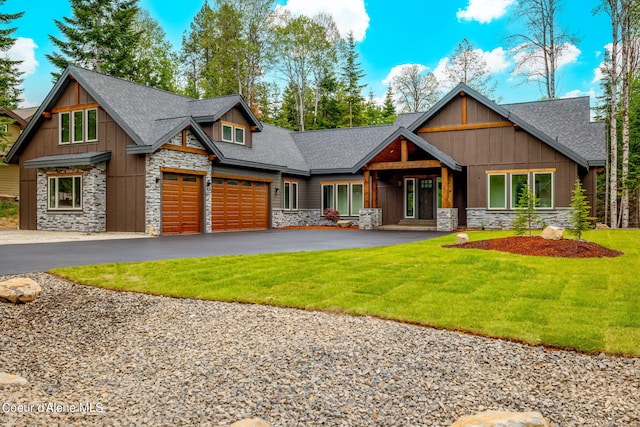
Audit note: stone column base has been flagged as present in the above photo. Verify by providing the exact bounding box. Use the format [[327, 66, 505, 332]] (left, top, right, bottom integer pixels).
[[437, 208, 458, 231], [359, 208, 382, 230]]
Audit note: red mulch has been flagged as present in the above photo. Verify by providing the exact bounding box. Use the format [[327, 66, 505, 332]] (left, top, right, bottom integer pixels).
[[444, 236, 623, 258], [276, 225, 360, 230]]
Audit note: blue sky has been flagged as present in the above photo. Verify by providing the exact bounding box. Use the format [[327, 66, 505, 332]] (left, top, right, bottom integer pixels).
[[4, 0, 612, 109]]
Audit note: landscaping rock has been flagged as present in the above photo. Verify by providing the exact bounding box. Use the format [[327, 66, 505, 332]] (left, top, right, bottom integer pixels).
[[541, 226, 563, 241], [0, 277, 42, 304], [230, 418, 271, 427], [451, 410, 549, 427], [337, 220, 353, 228], [456, 233, 469, 245], [596, 222, 610, 230], [0, 373, 28, 387]]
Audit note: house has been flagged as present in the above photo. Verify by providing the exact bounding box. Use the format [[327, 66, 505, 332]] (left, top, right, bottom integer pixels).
[[0, 107, 35, 199], [6, 66, 605, 234]]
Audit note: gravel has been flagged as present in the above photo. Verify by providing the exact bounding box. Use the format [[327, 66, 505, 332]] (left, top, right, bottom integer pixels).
[[1, 273, 639, 426]]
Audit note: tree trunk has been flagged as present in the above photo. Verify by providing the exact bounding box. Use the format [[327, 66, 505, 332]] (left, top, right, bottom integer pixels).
[[608, 0, 619, 229]]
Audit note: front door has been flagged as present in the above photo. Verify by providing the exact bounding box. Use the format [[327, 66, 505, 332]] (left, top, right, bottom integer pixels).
[[404, 178, 437, 220]]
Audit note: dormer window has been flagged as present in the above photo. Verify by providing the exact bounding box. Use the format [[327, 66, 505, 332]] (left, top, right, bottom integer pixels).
[[221, 121, 245, 145]]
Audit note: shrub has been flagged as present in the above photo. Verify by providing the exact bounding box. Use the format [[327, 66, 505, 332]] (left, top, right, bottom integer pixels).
[[513, 184, 540, 236], [323, 208, 340, 223], [568, 179, 596, 240]]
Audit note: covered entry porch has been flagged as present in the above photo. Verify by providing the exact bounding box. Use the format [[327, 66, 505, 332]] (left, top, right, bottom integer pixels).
[[357, 133, 462, 231]]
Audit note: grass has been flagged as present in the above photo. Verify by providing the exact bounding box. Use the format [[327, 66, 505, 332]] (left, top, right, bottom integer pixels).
[[52, 230, 640, 356], [0, 200, 17, 218]]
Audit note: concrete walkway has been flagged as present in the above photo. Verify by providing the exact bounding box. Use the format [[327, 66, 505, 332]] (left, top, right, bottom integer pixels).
[[0, 229, 446, 275]]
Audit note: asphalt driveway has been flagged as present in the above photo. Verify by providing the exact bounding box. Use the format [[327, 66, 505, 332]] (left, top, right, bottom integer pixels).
[[0, 229, 446, 275]]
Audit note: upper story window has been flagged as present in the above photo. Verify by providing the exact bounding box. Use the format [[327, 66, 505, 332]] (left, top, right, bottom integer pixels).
[[60, 108, 98, 145], [221, 122, 246, 145]]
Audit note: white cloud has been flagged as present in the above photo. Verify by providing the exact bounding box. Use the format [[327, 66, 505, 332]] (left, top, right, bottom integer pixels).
[[456, 0, 516, 24], [592, 66, 605, 84], [482, 47, 511, 73], [277, 0, 369, 41], [512, 42, 581, 78], [382, 63, 428, 87], [562, 89, 597, 99], [5, 37, 38, 76]]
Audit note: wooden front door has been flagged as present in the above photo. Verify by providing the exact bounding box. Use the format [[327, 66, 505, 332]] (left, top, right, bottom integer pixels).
[[161, 173, 202, 234], [211, 178, 269, 231], [418, 178, 435, 220]]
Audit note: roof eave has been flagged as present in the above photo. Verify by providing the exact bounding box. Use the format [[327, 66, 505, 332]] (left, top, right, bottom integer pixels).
[[23, 151, 112, 169]]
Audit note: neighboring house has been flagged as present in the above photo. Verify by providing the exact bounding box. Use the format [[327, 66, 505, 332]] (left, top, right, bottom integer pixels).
[[6, 66, 605, 234], [0, 107, 35, 199]]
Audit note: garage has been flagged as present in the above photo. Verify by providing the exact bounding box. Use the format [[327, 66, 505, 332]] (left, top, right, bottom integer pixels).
[[211, 177, 269, 231], [161, 173, 203, 234]]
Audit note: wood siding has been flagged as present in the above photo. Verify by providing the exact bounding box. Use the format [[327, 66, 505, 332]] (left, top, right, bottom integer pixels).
[[418, 95, 578, 208], [18, 82, 146, 231]]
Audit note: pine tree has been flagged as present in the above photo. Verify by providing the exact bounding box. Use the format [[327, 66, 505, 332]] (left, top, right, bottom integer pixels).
[[47, 0, 141, 80], [0, 1, 24, 153], [341, 31, 365, 127], [513, 184, 540, 236], [568, 179, 596, 240], [382, 86, 396, 124]]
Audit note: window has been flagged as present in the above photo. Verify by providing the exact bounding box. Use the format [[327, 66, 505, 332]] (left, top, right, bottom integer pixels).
[[48, 175, 82, 210], [0, 124, 7, 133], [510, 173, 529, 208], [405, 178, 416, 218], [221, 122, 246, 145], [487, 170, 554, 210], [488, 174, 506, 209], [534, 172, 553, 208], [59, 108, 98, 144], [284, 180, 298, 210], [321, 182, 363, 217]]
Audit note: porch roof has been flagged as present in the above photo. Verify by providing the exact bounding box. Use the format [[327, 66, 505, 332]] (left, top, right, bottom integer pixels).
[[23, 151, 112, 169]]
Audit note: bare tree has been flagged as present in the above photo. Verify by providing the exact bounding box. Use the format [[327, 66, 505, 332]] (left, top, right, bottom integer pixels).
[[391, 65, 439, 113], [444, 38, 497, 97], [509, 0, 578, 99]]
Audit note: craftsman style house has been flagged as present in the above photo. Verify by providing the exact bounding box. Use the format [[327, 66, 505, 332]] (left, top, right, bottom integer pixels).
[[6, 66, 604, 234]]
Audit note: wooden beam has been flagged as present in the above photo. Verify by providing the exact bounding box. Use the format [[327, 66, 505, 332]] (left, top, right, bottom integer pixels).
[[417, 121, 512, 133], [461, 94, 467, 125], [160, 144, 208, 156], [160, 166, 207, 176], [365, 159, 441, 171], [181, 129, 187, 146], [363, 170, 371, 208], [212, 173, 273, 183], [400, 139, 408, 162], [52, 103, 100, 114], [441, 167, 450, 208], [372, 171, 378, 209], [208, 154, 218, 161], [485, 168, 556, 174], [41, 112, 52, 119], [75, 82, 79, 105]]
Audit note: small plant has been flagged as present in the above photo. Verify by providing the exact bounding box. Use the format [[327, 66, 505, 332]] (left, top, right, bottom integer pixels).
[[568, 179, 596, 240], [0, 201, 18, 218], [323, 208, 340, 223], [513, 184, 540, 236]]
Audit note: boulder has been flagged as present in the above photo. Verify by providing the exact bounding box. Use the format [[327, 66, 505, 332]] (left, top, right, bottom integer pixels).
[[541, 226, 563, 241], [451, 410, 549, 427], [337, 220, 353, 228], [0, 278, 42, 304], [0, 373, 28, 387], [456, 233, 469, 245], [229, 419, 271, 427], [596, 222, 610, 230]]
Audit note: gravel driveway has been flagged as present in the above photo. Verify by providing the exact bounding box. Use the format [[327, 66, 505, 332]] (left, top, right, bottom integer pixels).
[[1, 273, 639, 426]]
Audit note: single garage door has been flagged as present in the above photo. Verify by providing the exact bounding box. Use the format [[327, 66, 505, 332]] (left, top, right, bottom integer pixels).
[[162, 173, 202, 234], [211, 178, 269, 230]]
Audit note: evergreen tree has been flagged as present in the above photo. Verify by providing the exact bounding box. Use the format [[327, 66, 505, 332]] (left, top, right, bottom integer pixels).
[[0, 1, 24, 153], [47, 0, 141, 80], [132, 10, 178, 91], [513, 184, 540, 236], [341, 31, 365, 127], [382, 86, 396, 124], [568, 179, 596, 240], [363, 89, 383, 125]]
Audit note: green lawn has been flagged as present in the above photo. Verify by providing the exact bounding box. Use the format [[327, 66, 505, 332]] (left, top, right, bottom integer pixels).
[[52, 230, 640, 356], [0, 200, 17, 218]]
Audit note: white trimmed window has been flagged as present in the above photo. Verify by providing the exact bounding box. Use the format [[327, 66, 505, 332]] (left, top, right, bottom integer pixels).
[[59, 108, 98, 144], [48, 175, 82, 210], [221, 122, 246, 145], [321, 182, 364, 216], [0, 124, 7, 133], [487, 170, 554, 210], [284, 180, 298, 210]]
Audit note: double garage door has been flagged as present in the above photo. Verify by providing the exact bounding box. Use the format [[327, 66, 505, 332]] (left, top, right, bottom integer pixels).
[[161, 173, 269, 234]]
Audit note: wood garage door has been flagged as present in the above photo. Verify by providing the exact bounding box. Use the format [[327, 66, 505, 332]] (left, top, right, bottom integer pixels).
[[162, 173, 202, 234], [211, 178, 269, 230]]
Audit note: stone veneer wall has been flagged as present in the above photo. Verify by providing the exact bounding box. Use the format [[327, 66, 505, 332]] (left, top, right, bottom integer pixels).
[[36, 163, 107, 232], [272, 209, 359, 227], [145, 131, 212, 235], [437, 208, 458, 232], [359, 208, 382, 230], [467, 208, 573, 230]]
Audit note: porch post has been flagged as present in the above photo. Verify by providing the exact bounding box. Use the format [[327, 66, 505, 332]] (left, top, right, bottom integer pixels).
[[372, 171, 378, 208], [363, 169, 371, 208], [441, 167, 453, 208]]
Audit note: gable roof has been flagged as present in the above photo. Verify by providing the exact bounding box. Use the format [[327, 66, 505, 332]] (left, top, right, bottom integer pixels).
[[405, 83, 597, 168], [0, 107, 28, 127]]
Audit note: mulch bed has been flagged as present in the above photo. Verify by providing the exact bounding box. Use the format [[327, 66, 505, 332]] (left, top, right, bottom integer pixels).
[[276, 225, 360, 230], [444, 236, 624, 258]]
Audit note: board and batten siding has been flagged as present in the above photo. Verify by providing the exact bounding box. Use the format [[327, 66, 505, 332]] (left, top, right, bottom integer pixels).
[[200, 107, 254, 148], [418, 95, 578, 209], [18, 82, 146, 231]]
